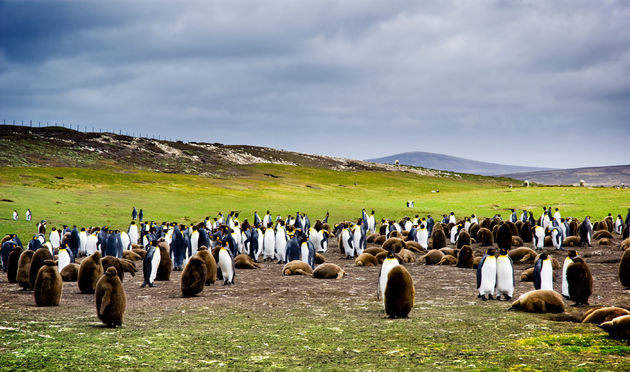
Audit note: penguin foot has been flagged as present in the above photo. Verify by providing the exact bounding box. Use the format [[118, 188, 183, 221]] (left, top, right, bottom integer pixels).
[[141, 282, 147, 288], [481, 295, 487, 301], [562, 295, 571, 300], [488, 295, 495, 300], [505, 296, 511, 301], [149, 283, 155, 288]]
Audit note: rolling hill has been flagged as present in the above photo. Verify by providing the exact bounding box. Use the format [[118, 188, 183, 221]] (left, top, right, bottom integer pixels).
[[501, 165, 630, 186], [366, 151, 553, 176]]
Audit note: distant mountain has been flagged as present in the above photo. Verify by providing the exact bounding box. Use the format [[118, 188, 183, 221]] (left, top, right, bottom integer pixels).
[[366, 151, 553, 176], [501, 165, 630, 186]]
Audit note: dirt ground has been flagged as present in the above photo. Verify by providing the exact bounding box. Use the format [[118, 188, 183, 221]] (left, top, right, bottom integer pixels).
[[1, 232, 628, 324]]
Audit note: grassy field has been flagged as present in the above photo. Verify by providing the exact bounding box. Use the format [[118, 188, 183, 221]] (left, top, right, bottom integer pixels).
[[1, 164, 628, 240], [1, 164, 629, 371]]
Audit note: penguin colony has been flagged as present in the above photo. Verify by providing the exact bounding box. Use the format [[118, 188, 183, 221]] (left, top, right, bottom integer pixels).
[[1, 207, 629, 338]]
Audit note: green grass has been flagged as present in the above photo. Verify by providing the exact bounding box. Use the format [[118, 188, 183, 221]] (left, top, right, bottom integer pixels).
[[1, 165, 628, 240], [1, 301, 628, 371]]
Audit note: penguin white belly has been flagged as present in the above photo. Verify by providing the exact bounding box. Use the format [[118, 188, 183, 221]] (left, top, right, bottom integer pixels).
[[368, 216, 375, 234], [189, 232, 198, 257], [495, 256, 513, 298], [300, 242, 309, 265], [479, 257, 497, 297], [551, 230, 561, 249], [57, 251, 70, 272], [218, 249, 234, 283], [379, 258, 399, 301], [241, 232, 250, 255], [129, 226, 139, 244], [540, 261, 553, 290], [353, 230, 363, 256], [86, 235, 98, 255], [561, 258, 572, 298], [275, 231, 287, 262], [464, 221, 471, 231], [121, 232, 130, 251], [37, 235, 45, 244], [417, 230, 428, 249], [256, 230, 264, 257], [50, 233, 60, 249], [449, 216, 456, 224], [404, 221, 412, 231], [79, 232, 87, 255], [342, 230, 354, 257], [450, 227, 458, 244], [534, 228, 545, 249], [150, 247, 161, 283], [309, 233, 321, 252], [317, 231, 327, 253], [542, 215, 550, 229], [263, 231, 275, 259]]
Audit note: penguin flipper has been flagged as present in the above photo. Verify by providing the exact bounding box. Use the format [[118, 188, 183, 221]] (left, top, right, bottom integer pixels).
[[476, 255, 486, 289], [99, 290, 111, 316]]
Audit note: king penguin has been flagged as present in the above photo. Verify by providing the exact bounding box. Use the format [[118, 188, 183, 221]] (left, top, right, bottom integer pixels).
[[141, 240, 160, 288], [579, 217, 593, 247], [299, 234, 316, 268], [218, 243, 235, 285], [78, 228, 87, 256], [262, 225, 275, 262], [378, 250, 400, 302], [534, 253, 554, 290], [533, 226, 545, 250], [495, 248, 514, 301], [561, 250, 578, 299], [275, 221, 288, 263], [341, 224, 355, 259], [57, 243, 73, 272], [417, 223, 429, 249], [550, 226, 563, 250], [477, 248, 497, 300]]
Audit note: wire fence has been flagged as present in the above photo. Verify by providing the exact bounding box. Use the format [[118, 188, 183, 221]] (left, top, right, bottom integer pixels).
[[1, 119, 176, 142]]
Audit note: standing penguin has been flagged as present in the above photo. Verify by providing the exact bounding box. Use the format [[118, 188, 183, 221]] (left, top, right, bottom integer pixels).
[[550, 226, 563, 250], [132, 207, 138, 220], [614, 214, 623, 235], [17, 250, 35, 290], [417, 224, 429, 249], [138, 209, 143, 222], [378, 251, 400, 302], [49, 228, 61, 250], [141, 240, 161, 288], [566, 257, 592, 306], [262, 226, 275, 262], [561, 250, 578, 299], [170, 225, 186, 271], [217, 244, 235, 285], [477, 248, 497, 300], [495, 248, 514, 301], [34, 260, 62, 306], [579, 217, 593, 247], [128, 221, 139, 245], [368, 210, 376, 234], [534, 253, 554, 291], [352, 222, 366, 257], [533, 226, 545, 250], [78, 228, 87, 256], [384, 265, 415, 319], [68, 226, 80, 258], [299, 234, 315, 269], [285, 232, 300, 263], [57, 243, 73, 272], [275, 221, 288, 263], [95, 267, 127, 327], [341, 224, 355, 259]]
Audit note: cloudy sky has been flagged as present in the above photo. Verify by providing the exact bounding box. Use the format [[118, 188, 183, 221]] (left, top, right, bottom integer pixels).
[[1, 1, 628, 168]]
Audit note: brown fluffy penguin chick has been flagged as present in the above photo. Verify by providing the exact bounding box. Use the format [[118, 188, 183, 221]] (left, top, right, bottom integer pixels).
[[562, 236, 581, 247], [384, 265, 415, 319], [29, 247, 53, 289], [373, 235, 387, 245], [95, 267, 127, 327], [364, 247, 386, 256], [421, 250, 444, 265], [582, 307, 630, 324], [122, 250, 142, 262], [437, 255, 457, 265], [131, 248, 147, 259], [472, 256, 482, 269], [155, 241, 172, 281], [599, 315, 630, 341], [196, 246, 217, 285], [312, 263, 345, 279], [283, 260, 313, 276], [366, 233, 380, 244], [382, 237, 405, 253], [497, 224, 513, 251], [456, 229, 471, 249], [566, 257, 592, 306], [60, 263, 80, 282], [17, 250, 35, 290], [315, 253, 326, 264], [78, 251, 104, 294], [509, 290, 565, 313], [234, 254, 261, 269], [620, 249, 630, 288], [511, 236, 523, 247], [456, 245, 474, 268], [508, 247, 538, 263], [520, 222, 533, 243], [101, 257, 137, 282], [520, 267, 534, 282], [355, 253, 378, 266], [7, 245, 23, 283], [430, 229, 447, 250], [477, 228, 494, 246], [398, 249, 416, 263], [181, 256, 207, 297], [405, 241, 424, 254], [34, 260, 62, 306], [439, 247, 458, 257]]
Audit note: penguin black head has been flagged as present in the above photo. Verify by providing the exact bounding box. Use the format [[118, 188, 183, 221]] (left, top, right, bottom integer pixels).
[[485, 248, 495, 256], [81, 227, 86, 231], [499, 248, 508, 256], [386, 250, 396, 259], [150, 240, 158, 247], [266, 210, 270, 214], [568, 250, 578, 258], [450, 212, 454, 215], [52, 227, 57, 231], [511, 209, 514, 212], [539, 253, 549, 260]]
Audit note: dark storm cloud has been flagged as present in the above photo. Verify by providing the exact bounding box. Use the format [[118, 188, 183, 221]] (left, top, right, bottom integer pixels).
[[1, 0, 628, 168]]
